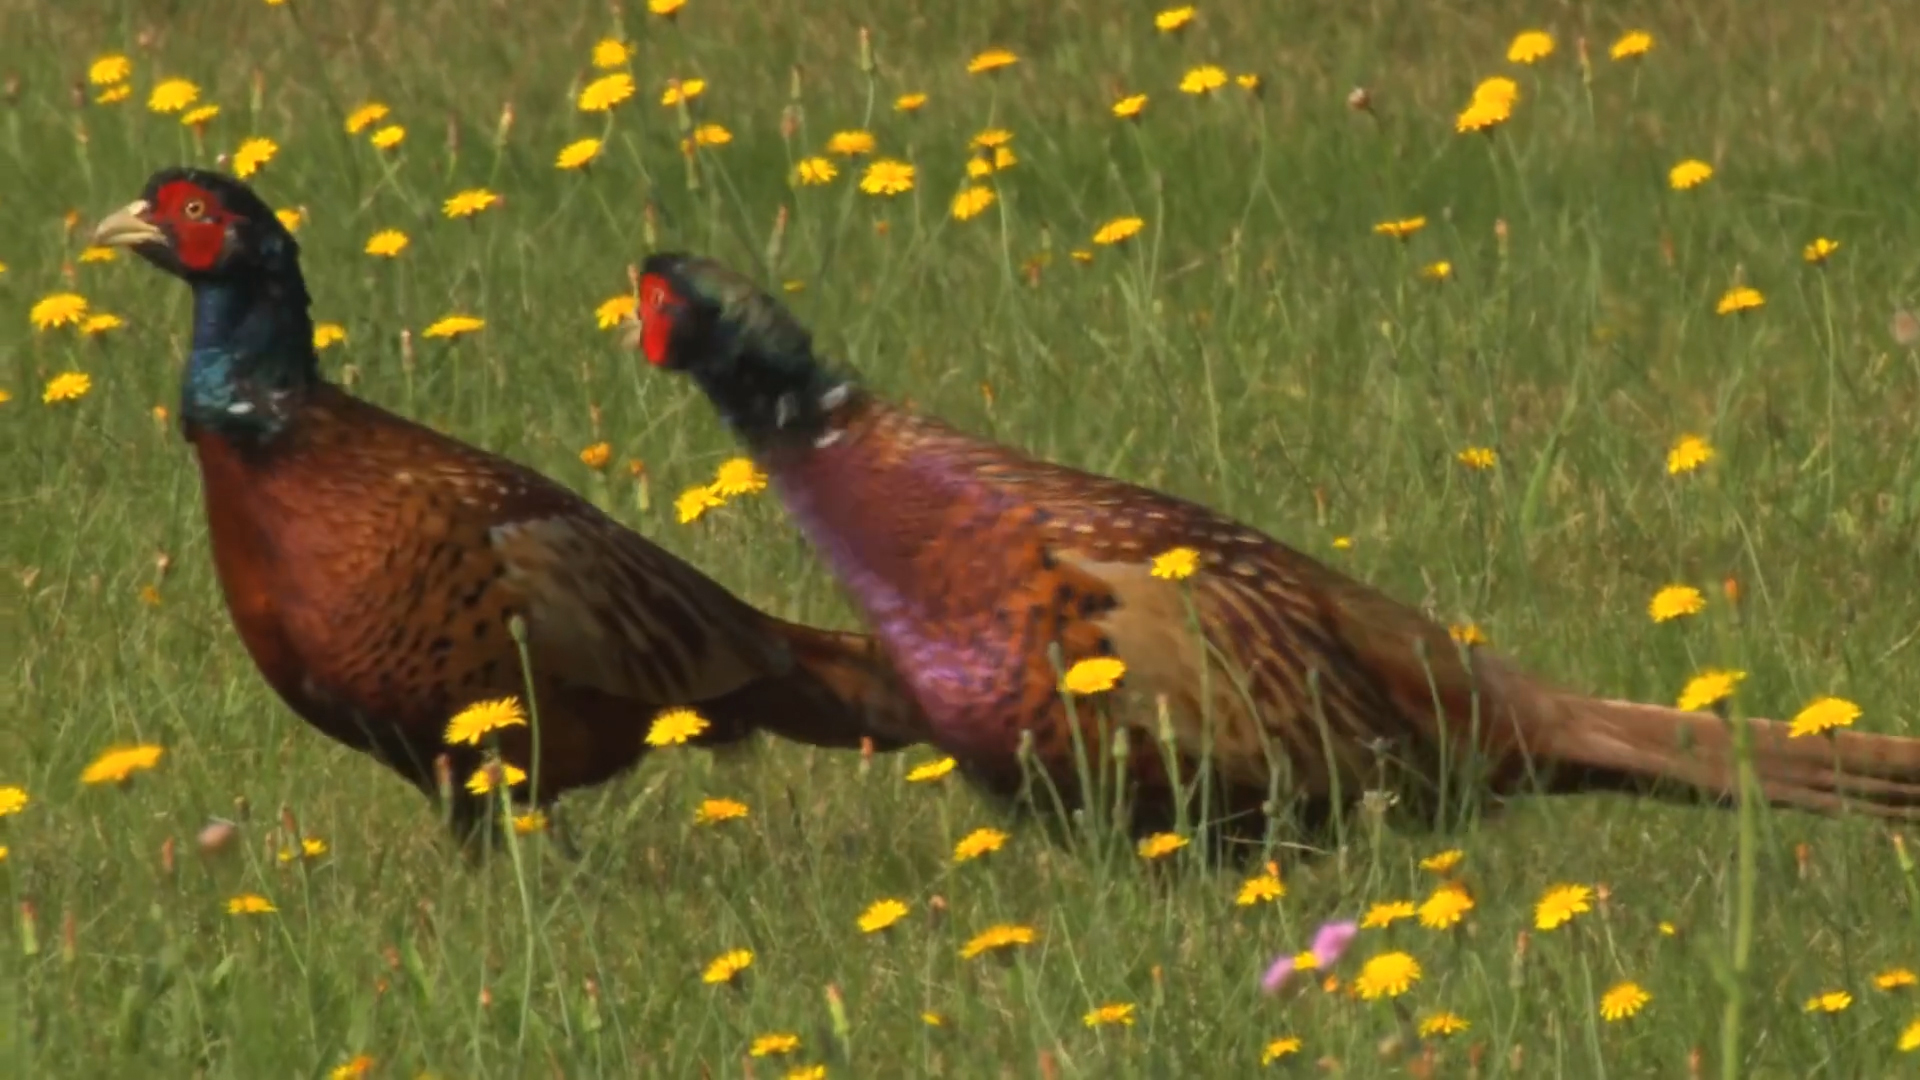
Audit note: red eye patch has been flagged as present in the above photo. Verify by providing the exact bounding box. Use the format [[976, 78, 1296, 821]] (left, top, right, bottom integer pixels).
[[150, 179, 233, 271], [637, 272, 680, 366]]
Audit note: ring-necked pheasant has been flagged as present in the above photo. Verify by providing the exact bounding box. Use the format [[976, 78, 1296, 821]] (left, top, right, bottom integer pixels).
[[90, 170, 922, 849], [631, 251, 1920, 839]]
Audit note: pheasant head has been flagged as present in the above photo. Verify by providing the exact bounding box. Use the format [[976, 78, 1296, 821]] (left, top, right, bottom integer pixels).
[[92, 167, 317, 440], [633, 252, 849, 447]]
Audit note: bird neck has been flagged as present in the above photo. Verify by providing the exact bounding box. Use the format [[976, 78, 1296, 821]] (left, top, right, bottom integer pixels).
[[689, 341, 854, 453], [182, 269, 320, 443]]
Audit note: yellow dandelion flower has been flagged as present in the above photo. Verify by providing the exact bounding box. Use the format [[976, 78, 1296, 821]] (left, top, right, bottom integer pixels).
[[148, 78, 200, 113], [443, 189, 500, 219], [1456, 446, 1497, 470], [596, 295, 637, 329], [513, 811, 547, 834], [953, 827, 1008, 862], [1599, 981, 1650, 1021], [959, 923, 1035, 959], [88, 54, 131, 86], [328, 1056, 374, 1080], [364, 229, 409, 258], [42, 372, 92, 403], [1261, 1037, 1303, 1063], [1789, 696, 1861, 739], [646, 706, 710, 746], [0, 787, 28, 817], [1083, 1002, 1135, 1027], [694, 797, 749, 824], [593, 39, 631, 69], [444, 697, 527, 745], [711, 457, 768, 497], [1456, 96, 1511, 133], [227, 893, 277, 915], [691, 123, 731, 147], [1361, 900, 1416, 929], [827, 130, 876, 156], [1649, 585, 1705, 622], [310, 323, 347, 351], [1900, 1019, 1920, 1052], [96, 84, 131, 105], [951, 185, 996, 221], [30, 293, 88, 331], [1805, 991, 1852, 1014], [1420, 849, 1464, 874], [556, 138, 602, 170], [80, 313, 123, 336], [1137, 832, 1188, 860], [81, 744, 163, 784], [1061, 656, 1125, 694], [370, 124, 406, 150], [1716, 287, 1764, 315], [1507, 31, 1554, 64], [969, 129, 1013, 152], [220, 137, 276, 182], [345, 102, 389, 134], [579, 442, 613, 470], [895, 92, 927, 112], [750, 1033, 800, 1058], [1150, 546, 1200, 580], [1803, 238, 1840, 265], [1179, 65, 1227, 94], [1112, 93, 1148, 120], [1236, 871, 1285, 906], [676, 485, 724, 524], [859, 159, 915, 196], [907, 757, 957, 783], [1332, 536, 1353, 550], [1154, 6, 1194, 32], [659, 78, 706, 107], [702, 948, 753, 984], [1610, 31, 1654, 61], [1659, 921, 1677, 936], [578, 73, 635, 113], [465, 761, 528, 795], [1676, 669, 1745, 712], [966, 49, 1018, 75], [276, 208, 305, 232], [1448, 623, 1486, 646], [422, 315, 485, 339], [1353, 952, 1421, 999], [1093, 216, 1144, 245], [1419, 1012, 1470, 1037], [649, 0, 684, 15], [1374, 216, 1426, 239], [1873, 968, 1917, 990], [794, 156, 838, 185], [178, 104, 220, 128], [276, 837, 328, 863], [856, 898, 909, 933], [1422, 260, 1452, 280], [1474, 76, 1519, 107], [1418, 884, 1475, 929], [1534, 883, 1593, 930], [1667, 434, 1714, 475], [1669, 160, 1713, 190]]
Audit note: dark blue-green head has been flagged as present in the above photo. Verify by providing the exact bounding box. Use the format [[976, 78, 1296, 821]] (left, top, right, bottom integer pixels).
[[92, 167, 318, 441], [635, 251, 852, 446]]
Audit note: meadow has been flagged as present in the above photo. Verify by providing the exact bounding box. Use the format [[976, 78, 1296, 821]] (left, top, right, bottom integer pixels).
[[6, 0, 1920, 1075]]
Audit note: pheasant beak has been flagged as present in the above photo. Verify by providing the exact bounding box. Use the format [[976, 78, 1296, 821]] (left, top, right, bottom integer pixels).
[[91, 200, 166, 250]]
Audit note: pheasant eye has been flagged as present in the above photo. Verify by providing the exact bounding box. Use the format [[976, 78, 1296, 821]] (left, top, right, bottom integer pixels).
[[183, 198, 207, 219]]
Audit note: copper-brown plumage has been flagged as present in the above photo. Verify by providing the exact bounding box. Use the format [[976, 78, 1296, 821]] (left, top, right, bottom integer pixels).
[[92, 170, 920, 846], [636, 251, 1920, 836]]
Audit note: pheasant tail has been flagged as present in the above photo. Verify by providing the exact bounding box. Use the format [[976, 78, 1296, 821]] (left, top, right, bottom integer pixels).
[[708, 619, 927, 751]]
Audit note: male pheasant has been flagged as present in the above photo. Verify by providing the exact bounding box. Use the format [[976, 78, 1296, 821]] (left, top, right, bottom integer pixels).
[[90, 170, 921, 848], [632, 251, 1920, 839]]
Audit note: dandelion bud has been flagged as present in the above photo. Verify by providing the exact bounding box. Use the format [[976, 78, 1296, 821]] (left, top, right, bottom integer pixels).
[[643, 203, 658, 248], [71, 80, 85, 110], [1347, 86, 1373, 113], [198, 819, 238, 856], [3, 74, 21, 106], [858, 27, 876, 76], [400, 327, 415, 373], [495, 100, 515, 147], [788, 65, 804, 102]]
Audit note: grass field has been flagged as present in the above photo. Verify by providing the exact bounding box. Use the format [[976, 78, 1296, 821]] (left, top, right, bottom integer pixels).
[[7, 0, 1920, 1076]]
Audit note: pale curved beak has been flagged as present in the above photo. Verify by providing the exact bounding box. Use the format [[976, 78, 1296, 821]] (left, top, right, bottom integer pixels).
[[91, 200, 165, 248]]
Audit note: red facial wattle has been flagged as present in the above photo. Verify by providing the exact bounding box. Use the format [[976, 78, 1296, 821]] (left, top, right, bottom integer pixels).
[[149, 179, 233, 271], [637, 272, 679, 367]]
